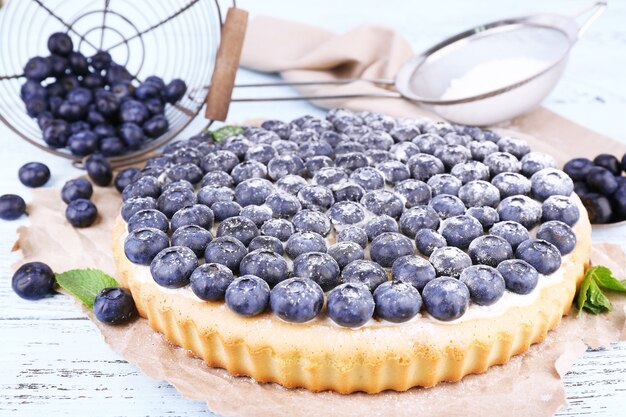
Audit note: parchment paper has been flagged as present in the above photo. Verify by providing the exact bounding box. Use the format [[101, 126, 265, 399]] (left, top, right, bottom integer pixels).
[[9, 15, 626, 417]]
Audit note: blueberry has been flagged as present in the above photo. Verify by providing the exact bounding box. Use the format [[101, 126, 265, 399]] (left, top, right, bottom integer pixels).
[[563, 158, 594, 181], [201, 150, 238, 173], [120, 197, 156, 222], [327, 201, 365, 226], [21, 80, 46, 101], [369, 232, 413, 268], [67, 131, 98, 156], [349, 167, 385, 190], [594, 153, 622, 176], [57, 100, 85, 122], [170, 204, 214, 231], [275, 175, 307, 195], [439, 215, 484, 249], [240, 205, 272, 228], [94, 123, 117, 139], [330, 182, 363, 203], [94, 89, 120, 117], [541, 195, 580, 226], [83, 73, 105, 89], [483, 152, 521, 176], [297, 185, 334, 211], [391, 255, 436, 290], [450, 161, 490, 184], [144, 97, 165, 115], [124, 227, 169, 265], [614, 186, 626, 219], [497, 195, 542, 229], [171, 225, 213, 257], [239, 249, 289, 287], [530, 168, 574, 201], [85, 154, 113, 187], [337, 225, 368, 248], [357, 130, 394, 150], [145, 75, 166, 89], [364, 215, 399, 241], [422, 277, 470, 321], [235, 178, 275, 207], [157, 187, 196, 218], [489, 221, 529, 250], [204, 236, 247, 272], [223, 275, 271, 318], [89, 50, 112, 70], [165, 163, 203, 185], [429, 246, 472, 277], [468, 140, 499, 161], [515, 239, 561, 275], [197, 186, 234, 207], [216, 216, 259, 246], [390, 124, 420, 142], [491, 172, 531, 198], [459, 265, 505, 306], [414, 229, 447, 257], [520, 152, 556, 177], [407, 153, 445, 181], [201, 171, 234, 188], [434, 144, 471, 169], [536, 220, 576, 255], [291, 252, 340, 291], [321, 130, 345, 147], [270, 277, 324, 323], [305, 155, 334, 176], [365, 149, 394, 165], [458, 180, 501, 208], [245, 144, 277, 165], [11, 262, 55, 300], [122, 176, 161, 201], [360, 189, 404, 219], [18, 162, 50, 188], [261, 119, 291, 139], [248, 235, 283, 254], [65, 198, 97, 227], [68, 121, 91, 135], [285, 231, 327, 258], [67, 87, 93, 107], [42, 119, 69, 147], [621, 153, 626, 173], [135, 82, 161, 102], [497, 136, 530, 159], [127, 209, 168, 233], [580, 193, 612, 224], [327, 282, 375, 327], [24, 56, 51, 81], [497, 259, 539, 294], [298, 141, 334, 160], [189, 263, 234, 301], [335, 141, 366, 155], [112, 168, 139, 193], [265, 192, 301, 218], [47, 32, 73, 56], [267, 154, 305, 180], [25, 97, 48, 117], [292, 209, 331, 236], [142, 115, 169, 138], [313, 167, 348, 187], [429, 194, 465, 219], [163, 79, 187, 103], [222, 135, 251, 159], [397, 206, 438, 238], [68, 51, 89, 75], [327, 242, 364, 269], [468, 235, 513, 267], [341, 260, 387, 292], [376, 160, 410, 184], [387, 180, 430, 210], [586, 166, 618, 196], [372, 281, 421, 323], [93, 287, 136, 324], [412, 133, 445, 155], [106, 64, 132, 84], [334, 152, 369, 172], [261, 218, 294, 241], [464, 206, 499, 229]]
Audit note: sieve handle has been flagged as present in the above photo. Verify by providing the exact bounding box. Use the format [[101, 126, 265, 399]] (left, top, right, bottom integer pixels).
[[204, 7, 248, 121], [572, 1, 607, 39]]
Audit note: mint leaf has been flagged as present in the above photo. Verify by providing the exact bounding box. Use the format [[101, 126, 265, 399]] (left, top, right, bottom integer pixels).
[[55, 269, 119, 308], [211, 125, 243, 143], [577, 265, 626, 316]]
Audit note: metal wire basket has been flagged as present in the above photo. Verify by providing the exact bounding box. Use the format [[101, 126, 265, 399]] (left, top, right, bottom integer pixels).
[[0, 0, 237, 166]]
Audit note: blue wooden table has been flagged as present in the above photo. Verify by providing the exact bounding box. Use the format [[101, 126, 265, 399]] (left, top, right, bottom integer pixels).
[[2, 0, 625, 415]]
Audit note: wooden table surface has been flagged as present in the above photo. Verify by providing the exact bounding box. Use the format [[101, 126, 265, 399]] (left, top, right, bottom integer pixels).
[[2, 0, 626, 416]]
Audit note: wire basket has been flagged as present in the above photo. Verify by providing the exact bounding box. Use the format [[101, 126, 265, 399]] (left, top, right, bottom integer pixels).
[[0, 0, 235, 166]]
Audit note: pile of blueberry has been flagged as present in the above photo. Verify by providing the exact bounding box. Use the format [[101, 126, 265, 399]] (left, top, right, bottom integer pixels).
[[563, 153, 626, 224], [120, 108, 579, 327], [21, 32, 187, 157]]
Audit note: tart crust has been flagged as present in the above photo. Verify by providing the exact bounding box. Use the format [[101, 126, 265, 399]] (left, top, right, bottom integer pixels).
[[112, 199, 591, 394]]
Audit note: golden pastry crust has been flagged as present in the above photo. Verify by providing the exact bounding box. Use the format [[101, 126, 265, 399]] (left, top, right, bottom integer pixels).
[[112, 198, 591, 394]]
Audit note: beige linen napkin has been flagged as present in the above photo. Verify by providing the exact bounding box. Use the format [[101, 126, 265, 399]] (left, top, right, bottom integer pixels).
[[240, 16, 626, 158]]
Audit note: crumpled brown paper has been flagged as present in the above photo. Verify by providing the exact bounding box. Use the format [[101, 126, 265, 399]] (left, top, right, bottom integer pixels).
[[11, 180, 626, 417], [10, 15, 626, 417]]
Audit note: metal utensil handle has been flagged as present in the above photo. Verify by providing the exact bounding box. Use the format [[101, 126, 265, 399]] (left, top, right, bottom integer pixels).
[[229, 78, 400, 102], [205, 7, 248, 121], [573, 1, 607, 38]]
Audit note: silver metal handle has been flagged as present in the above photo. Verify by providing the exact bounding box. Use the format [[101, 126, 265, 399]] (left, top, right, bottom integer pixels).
[[573, 1, 607, 38]]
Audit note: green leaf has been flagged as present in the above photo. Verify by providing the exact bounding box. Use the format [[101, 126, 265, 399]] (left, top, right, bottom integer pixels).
[[576, 265, 626, 316], [55, 269, 119, 308], [211, 125, 244, 143]]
